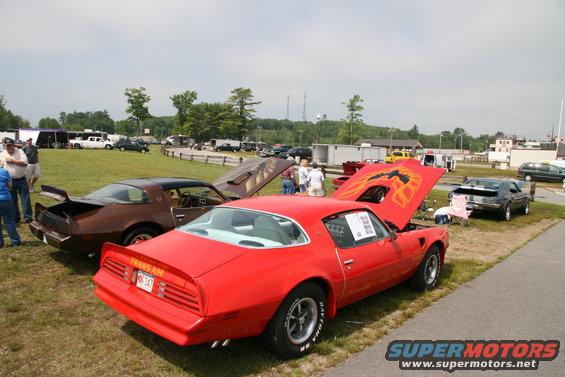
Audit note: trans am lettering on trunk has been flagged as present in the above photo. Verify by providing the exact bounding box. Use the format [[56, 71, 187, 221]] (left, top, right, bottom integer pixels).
[[337, 166, 423, 208], [130, 257, 165, 277]]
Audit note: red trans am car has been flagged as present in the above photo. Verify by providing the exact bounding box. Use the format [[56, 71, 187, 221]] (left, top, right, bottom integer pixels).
[[94, 160, 448, 358]]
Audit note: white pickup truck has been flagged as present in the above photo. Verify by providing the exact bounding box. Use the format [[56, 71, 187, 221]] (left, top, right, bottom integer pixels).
[[70, 137, 114, 150]]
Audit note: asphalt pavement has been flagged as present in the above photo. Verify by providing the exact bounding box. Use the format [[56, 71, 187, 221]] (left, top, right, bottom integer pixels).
[[323, 220, 565, 377]]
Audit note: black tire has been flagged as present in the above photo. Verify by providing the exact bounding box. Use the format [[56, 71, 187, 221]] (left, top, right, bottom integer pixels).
[[500, 203, 511, 221], [140, 148, 148, 154], [522, 201, 529, 215], [73, 143, 81, 149], [410, 245, 441, 291], [261, 282, 326, 358], [524, 175, 532, 182], [105, 145, 112, 150], [121, 227, 159, 245], [373, 187, 387, 203], [119, 146, 125, 152]]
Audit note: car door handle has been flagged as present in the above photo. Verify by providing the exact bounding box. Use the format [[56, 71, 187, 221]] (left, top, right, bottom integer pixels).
[[343, 259, 354, 265], [175, 214, 185, 219]]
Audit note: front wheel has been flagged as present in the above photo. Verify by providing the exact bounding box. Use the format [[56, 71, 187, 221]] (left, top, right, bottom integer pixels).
[[261, 282, 326, 358], [105, 145, 112, 150], [119, 146, 125, 152], [522, 201, 529, 215], [524, 175, 532, 182], [140, 148, 148, 154], [410, 245, 441, 291], [73, 143, 81, 149]]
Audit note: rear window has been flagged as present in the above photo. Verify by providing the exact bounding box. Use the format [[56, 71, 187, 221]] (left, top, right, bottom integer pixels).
[[465, 180, 502, 190], [85, 184, 150, 204], [179, 207, 308, 248]]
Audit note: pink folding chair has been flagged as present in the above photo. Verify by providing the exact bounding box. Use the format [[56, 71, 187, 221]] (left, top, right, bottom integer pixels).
[[446, 194, 472, 226]]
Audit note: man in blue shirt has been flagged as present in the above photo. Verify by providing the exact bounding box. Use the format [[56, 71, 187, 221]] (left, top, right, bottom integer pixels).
[[0, 166, 22, 247]]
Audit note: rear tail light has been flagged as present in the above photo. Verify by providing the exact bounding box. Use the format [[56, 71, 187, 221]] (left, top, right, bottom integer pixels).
[[101, 258, 201, 314]]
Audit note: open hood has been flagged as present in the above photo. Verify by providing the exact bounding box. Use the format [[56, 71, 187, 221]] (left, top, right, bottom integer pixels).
[[332, 159, 445, 230], [213, 157, 294, 198]]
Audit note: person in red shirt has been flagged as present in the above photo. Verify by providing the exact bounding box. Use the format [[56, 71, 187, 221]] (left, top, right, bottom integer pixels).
[[280, 157, 297, 195]]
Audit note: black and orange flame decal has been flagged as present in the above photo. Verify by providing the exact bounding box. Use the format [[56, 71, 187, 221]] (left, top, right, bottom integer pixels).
[[336, 166, 422, 208]]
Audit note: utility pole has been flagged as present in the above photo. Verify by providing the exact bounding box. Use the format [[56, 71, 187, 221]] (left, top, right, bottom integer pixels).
[[557, 98, 563, 148], [285, 94, 290, 120], [302, 92, 307, 122]]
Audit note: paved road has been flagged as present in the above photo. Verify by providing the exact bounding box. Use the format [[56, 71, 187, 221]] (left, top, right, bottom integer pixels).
[[324, 220, 565, 377]]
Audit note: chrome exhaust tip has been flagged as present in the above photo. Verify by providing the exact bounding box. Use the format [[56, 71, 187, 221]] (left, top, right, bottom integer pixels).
[[210, 340, 220, 348], [221, 339, 230, 347]]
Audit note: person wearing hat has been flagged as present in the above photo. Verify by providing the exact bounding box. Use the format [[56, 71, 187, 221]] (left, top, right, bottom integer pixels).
[[306, 162, 325, 196], [0, 138, 32, 224], [0, 164, 22, 247], [22, 137, 40, 192]]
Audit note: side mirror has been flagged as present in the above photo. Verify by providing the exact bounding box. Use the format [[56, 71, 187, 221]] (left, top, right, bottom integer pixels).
[[387, 231, 398, 241]]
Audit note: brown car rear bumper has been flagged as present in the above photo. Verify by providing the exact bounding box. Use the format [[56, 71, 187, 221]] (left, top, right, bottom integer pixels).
[[29, 221, 110, 254]]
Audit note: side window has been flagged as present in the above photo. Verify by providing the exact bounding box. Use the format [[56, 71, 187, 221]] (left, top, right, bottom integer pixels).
[[175, 186, 224, 208], [548, 165, 560, 173], [509, 183, 520, 193], [323, 210, 389, 248]]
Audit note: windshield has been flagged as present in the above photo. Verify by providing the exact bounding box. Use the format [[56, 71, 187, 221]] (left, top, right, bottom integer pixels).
[[178, 207, 308, 248], [465, 180, 502, 190], [84, 183, 150, 204]]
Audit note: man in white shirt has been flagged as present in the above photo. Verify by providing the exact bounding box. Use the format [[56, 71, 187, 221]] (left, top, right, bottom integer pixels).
[[298, 159, 310, 193], [306, 162, 325, 196], [0, 138, 32, 223]]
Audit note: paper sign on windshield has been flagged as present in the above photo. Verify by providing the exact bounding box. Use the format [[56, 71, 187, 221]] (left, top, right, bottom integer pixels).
[[345, 212, 376, 241]]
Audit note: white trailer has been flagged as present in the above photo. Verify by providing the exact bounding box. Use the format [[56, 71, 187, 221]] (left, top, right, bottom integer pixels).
[[312, 144, 387, 165]]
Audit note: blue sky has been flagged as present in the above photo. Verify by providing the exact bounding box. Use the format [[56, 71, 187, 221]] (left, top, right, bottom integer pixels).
[[1, 0, 564, 137]]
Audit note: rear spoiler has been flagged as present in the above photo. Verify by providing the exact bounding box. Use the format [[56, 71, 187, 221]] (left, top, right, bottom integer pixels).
[[450, 184, 498, 194], [40, 185, 70, 202]]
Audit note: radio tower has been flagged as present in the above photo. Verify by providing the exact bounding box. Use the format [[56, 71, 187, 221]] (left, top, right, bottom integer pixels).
[[302, 92, 307, 121], [286, 94, 290, 120]]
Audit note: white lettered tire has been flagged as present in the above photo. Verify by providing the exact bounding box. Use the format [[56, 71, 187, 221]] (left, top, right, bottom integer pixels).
[[261, 282, 326, 358]]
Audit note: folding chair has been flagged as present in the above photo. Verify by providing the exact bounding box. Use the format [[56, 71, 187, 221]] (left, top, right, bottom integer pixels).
[[416, 198, 437, 221], [446, 194, 472, 226]]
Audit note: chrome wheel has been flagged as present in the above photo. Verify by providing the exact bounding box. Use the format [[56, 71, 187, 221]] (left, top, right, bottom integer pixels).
[[129, 233, 153, 244], [524, 202, 529, 215], [524, 175, 532, 182], [424, 254, 439, 285], [286, 297, 318, 345], [505, 205, 511, 221]]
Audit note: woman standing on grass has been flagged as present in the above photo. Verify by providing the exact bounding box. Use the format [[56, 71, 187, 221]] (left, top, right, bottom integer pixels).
[[0, 166, 22, 248]]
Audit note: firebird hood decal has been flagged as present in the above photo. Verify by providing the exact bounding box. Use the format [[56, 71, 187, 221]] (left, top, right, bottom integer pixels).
[[332, 159, 445, 229], [213, 157, 294, 198]]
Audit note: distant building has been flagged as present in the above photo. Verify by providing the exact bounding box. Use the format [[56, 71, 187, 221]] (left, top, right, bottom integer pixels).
[[355, 138, 423, 153], [557, 144, 565, 159]]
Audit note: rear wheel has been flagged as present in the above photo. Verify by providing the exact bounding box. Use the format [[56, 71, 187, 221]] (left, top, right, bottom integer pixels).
[[141, 148, 148, 154], [261, 282, 326, 358], [119, 146, 125, 152], [73, 143, 81, 149], [410, 245, 441, 291], [524, 174, 532, 182], [500, 204, 511, 221], [105, 145, 112, 150], [122, 227, 159, 245], [522, 201, 529, 215]]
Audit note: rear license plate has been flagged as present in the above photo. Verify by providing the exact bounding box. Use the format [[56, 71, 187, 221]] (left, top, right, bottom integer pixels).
[[136, 270, 154, 293]]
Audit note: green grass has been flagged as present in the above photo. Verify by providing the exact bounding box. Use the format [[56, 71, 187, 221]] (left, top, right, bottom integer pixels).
[[1, 147, 563, 377]]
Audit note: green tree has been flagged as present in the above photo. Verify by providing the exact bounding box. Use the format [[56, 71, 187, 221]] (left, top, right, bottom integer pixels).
[[170, 90, 197, 126], [124, 87, 151, 137], [408, 124, 419, 139], [342, 94, 364, 144], [226, 87, 261, 140], [0, 95, 29, 130], [38, 117, 61, 129]]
